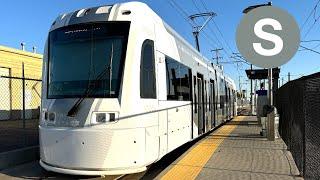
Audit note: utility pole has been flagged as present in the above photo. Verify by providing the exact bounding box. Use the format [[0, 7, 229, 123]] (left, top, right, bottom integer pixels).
[[288, 72, 290, 82], [211, 48, 223, 64], [239, 76, 242, 107], [189, 12, 216, 52], [282, 77, 284, 86], [239, 77, 241, 92]]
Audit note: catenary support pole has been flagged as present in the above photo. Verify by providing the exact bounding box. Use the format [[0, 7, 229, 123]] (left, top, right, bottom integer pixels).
[[193, 32, 200, 52], [189, 12, 216, 52]]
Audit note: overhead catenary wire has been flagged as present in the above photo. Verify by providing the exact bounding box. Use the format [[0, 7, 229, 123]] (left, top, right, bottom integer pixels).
[[301, 39, 320, 50], [192, 0, 245, 77], [165, 0, 242, 76], [194, 0, 250, 70], [302, 0, 320, 39], [303, 16, 320, 39], [164, 0, 222, 60], [199, 0, 235, 54], [300, 45, 320, 55], [165, 0, 195, 26], [190, 0, 241, 70], [299, 1, 320, 54], [166, 0, 223, 56], [300, 0, 320, 31], [299, 40, 320, 52], [309, 42, 320, 49], [191, 0, 231, 58], [189, 0, 221, 49], [301, 39, 320, 42]]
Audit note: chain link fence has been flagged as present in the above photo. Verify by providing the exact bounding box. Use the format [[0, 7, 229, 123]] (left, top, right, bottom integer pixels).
[[275, 72, 320, 180], [0, 75, 41, 153]]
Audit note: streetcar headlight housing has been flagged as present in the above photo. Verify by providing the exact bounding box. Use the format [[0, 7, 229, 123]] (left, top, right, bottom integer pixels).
[[42, 111, 55, 121], [41, 110, 56, 126], [48, 112, 56, 121], [96, 113, 107, 123], [91, 112, 116, 125]]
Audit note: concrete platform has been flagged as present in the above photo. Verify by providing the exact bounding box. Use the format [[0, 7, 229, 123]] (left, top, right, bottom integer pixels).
[[156, 116, 302, 180], [0, 116, 303, 180]]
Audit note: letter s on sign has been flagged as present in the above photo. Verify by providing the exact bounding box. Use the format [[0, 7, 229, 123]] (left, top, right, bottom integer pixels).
[[253, 18, 284, 57]]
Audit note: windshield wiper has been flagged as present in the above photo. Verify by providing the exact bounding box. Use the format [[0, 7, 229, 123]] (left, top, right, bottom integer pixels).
[[109, 43, 114, 96], [67, 44, 114, 117]]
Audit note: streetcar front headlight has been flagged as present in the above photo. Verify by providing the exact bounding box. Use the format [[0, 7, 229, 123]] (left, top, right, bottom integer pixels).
[[48, 112, 56, 121], [41, 110, 56, 126], [91, 112, 116, 125], [96, 113, 107, 123]]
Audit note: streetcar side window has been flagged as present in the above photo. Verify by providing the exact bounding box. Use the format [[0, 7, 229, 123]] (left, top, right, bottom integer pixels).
[[220, 78, 225, 109], [205, 80, 207, 112], [165, 57, 191, 101], [140, 40, 156, 99]]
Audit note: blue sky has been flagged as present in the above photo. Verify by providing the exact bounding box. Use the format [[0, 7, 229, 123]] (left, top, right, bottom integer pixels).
[[1, 0, 320, 92]]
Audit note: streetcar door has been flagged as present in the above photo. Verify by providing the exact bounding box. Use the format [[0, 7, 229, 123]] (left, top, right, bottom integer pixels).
[[197, 76, 205, 135], [210, 81, 216, 128], [233, 90, 235, 116], [156, 52, 168, 157], [193, 76, 198, 138]]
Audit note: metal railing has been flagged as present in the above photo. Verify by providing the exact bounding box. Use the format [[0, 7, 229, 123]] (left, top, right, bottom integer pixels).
[[275, 72, 320, 180]]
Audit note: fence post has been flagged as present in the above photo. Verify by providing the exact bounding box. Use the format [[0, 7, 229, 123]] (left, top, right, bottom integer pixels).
[[22, 63, 26, 129]]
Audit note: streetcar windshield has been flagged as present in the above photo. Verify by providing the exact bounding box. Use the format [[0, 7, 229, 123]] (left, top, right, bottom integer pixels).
[[47, 22, 130, 99]]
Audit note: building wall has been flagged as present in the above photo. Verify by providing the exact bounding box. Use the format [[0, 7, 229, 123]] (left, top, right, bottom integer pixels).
[[0, 45, 43, 120], [0, 45, 42, 78]]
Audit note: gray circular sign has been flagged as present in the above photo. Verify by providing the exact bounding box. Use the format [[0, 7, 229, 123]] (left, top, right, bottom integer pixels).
[[236, 6, 300, 68]]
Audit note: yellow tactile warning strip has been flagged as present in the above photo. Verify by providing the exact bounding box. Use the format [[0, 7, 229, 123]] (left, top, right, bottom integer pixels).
[[161, 116, 245, 180]]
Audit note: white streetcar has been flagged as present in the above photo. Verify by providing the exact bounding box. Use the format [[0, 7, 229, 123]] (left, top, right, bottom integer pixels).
[[39, 1, 237, 176]]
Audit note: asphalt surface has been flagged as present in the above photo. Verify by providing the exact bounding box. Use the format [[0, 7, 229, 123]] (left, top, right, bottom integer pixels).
[[0, 119, 38, 153]]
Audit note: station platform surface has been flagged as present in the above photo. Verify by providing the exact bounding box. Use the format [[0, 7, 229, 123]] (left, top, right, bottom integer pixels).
[[154, 116, 303, 180], [0, 116, 303, 180]]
